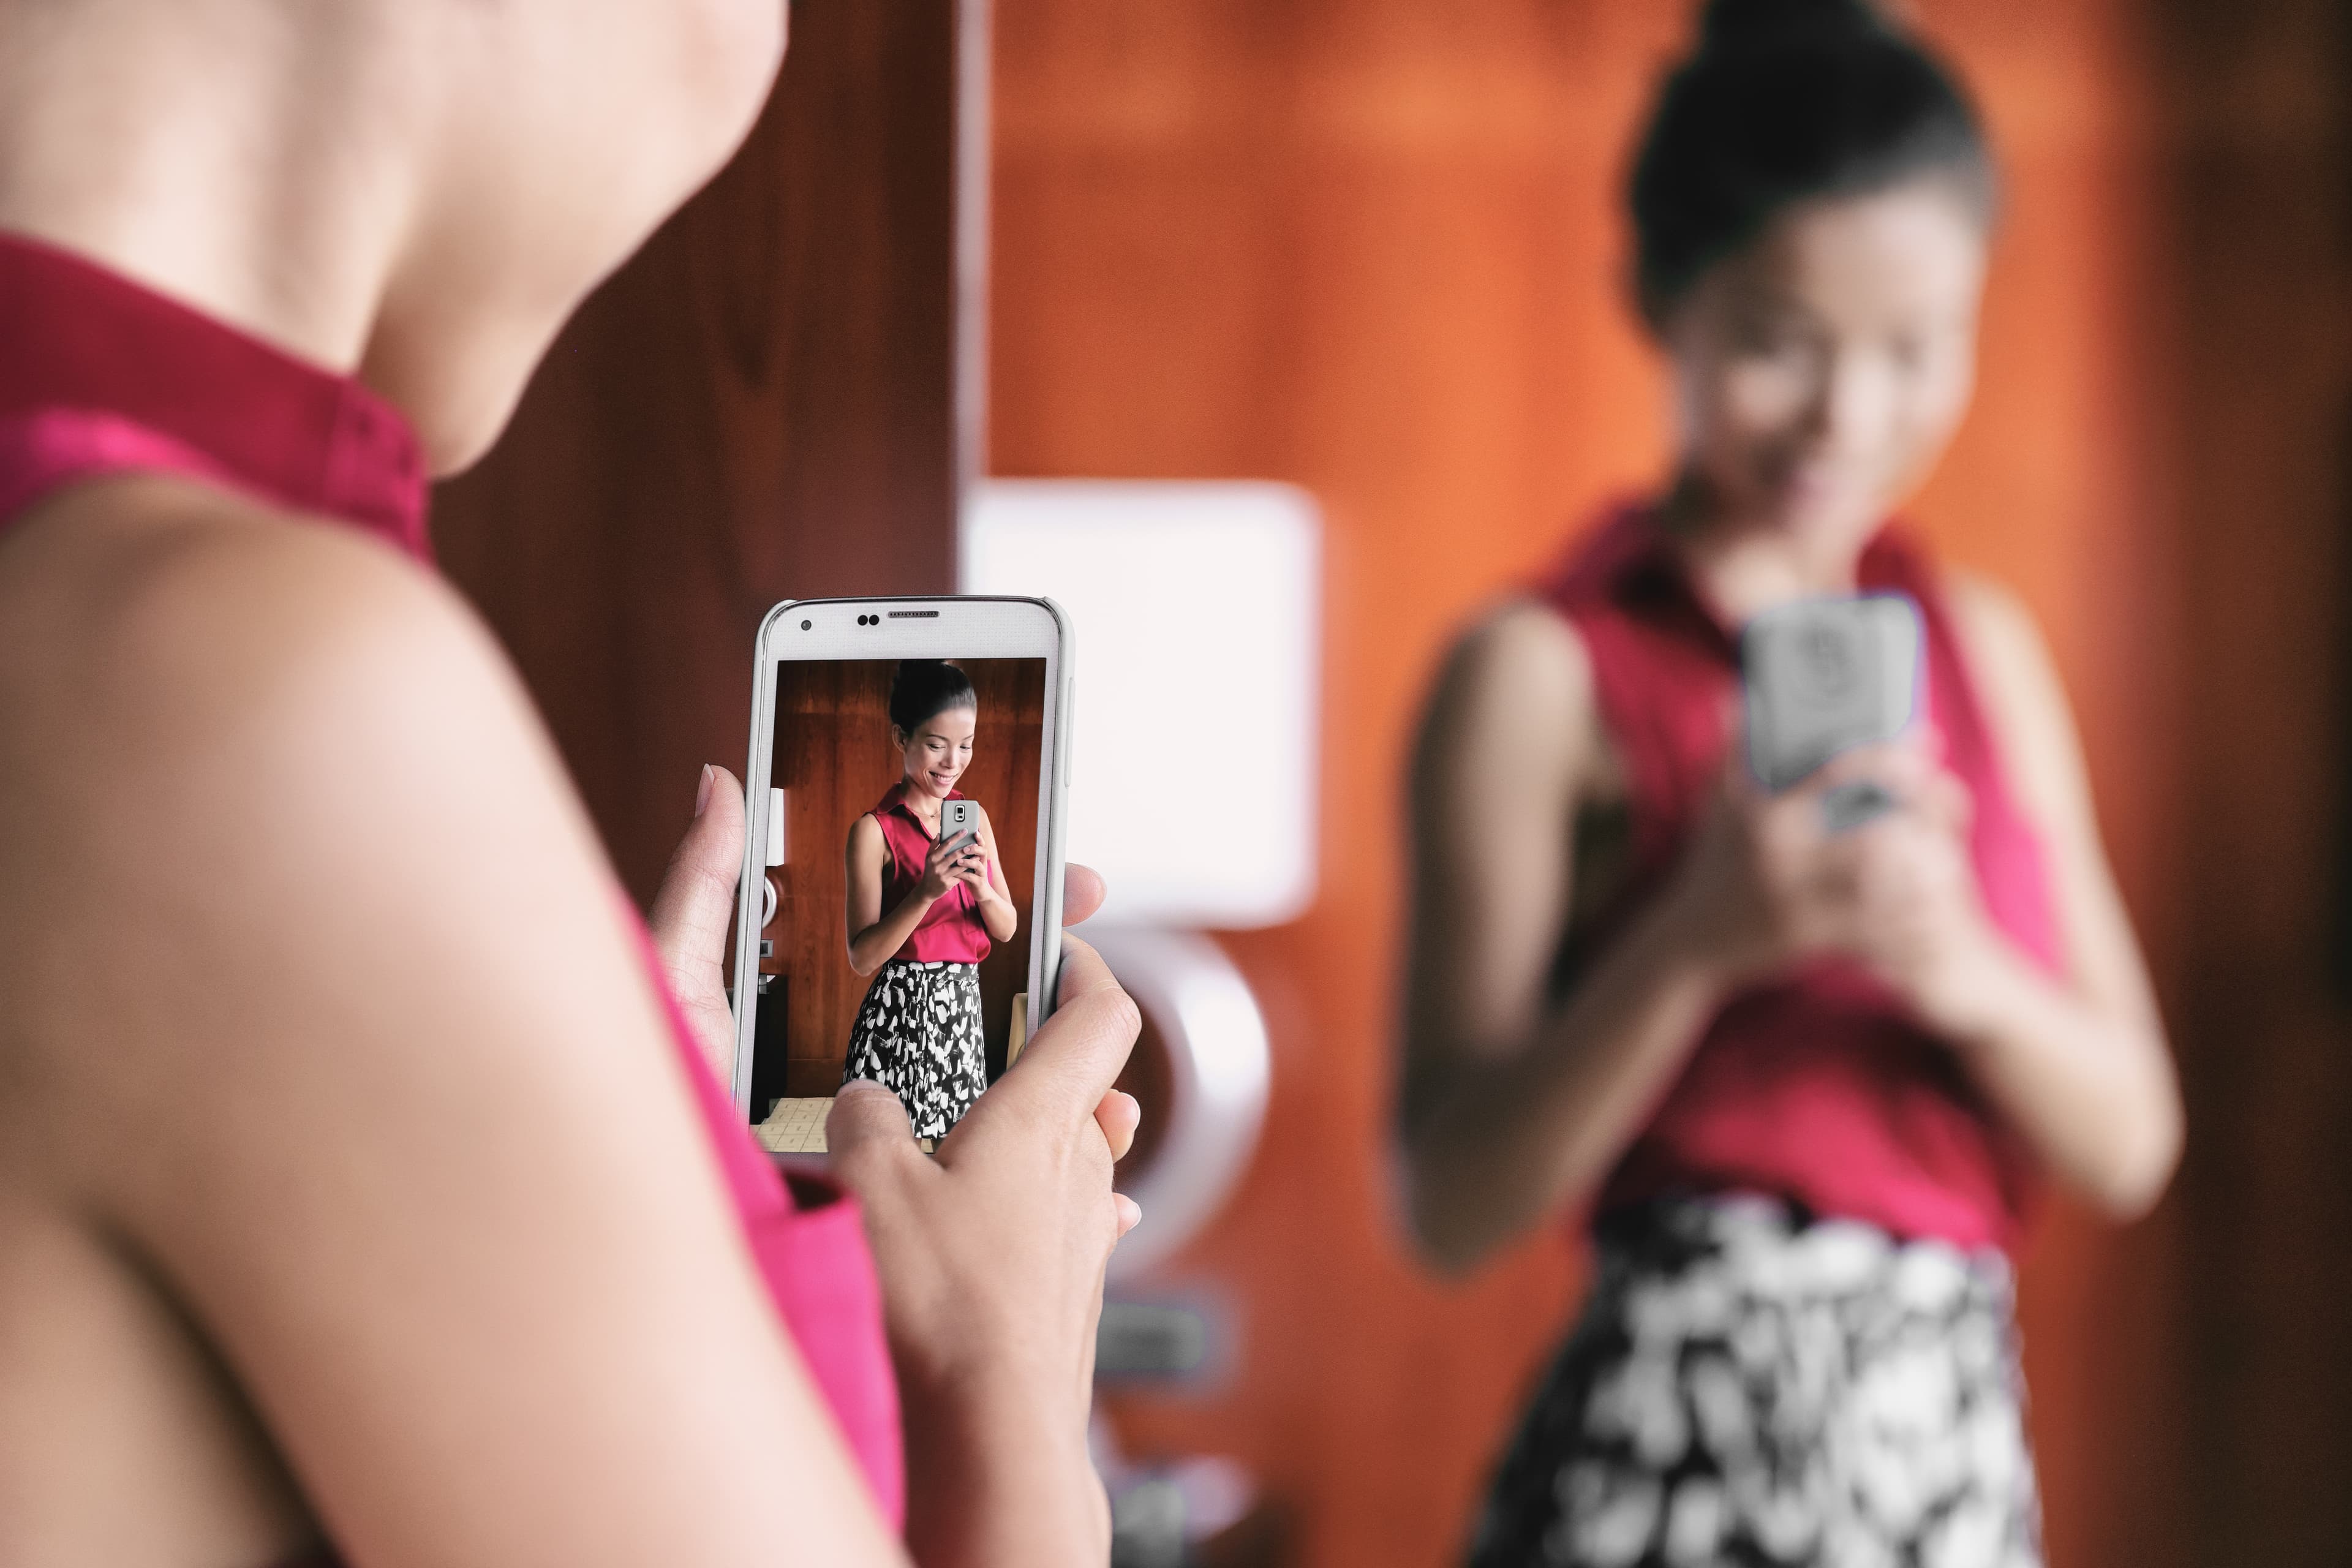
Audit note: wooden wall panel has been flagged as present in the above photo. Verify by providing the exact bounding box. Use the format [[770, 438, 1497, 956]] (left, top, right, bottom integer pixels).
[[2146, 4, 2352, 1564], [761, 658, 1045, 1098], [990, 3, 2204, 1564], [431, 1, 974, 904]]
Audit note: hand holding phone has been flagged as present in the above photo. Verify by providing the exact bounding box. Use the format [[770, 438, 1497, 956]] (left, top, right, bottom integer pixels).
[[823, 935, 1140, 1557], [1663, 737, 1955, 989], [918, 826, 983, 901], [1741, 593, 1923, 831]]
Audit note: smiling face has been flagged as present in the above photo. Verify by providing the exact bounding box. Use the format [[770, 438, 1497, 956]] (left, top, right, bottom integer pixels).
[[1660, 178, 1989, 559], [895, 704, 978, 802]]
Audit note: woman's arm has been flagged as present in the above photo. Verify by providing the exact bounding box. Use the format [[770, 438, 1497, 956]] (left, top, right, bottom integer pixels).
[[1872, 573, 2182, 1217], [80, 512, 903, 1566], [846, 815, 978, 976], [76, 502, 1131, 1567], [963, 807, 1019, 944], [1398, 605, 1740, 1273]]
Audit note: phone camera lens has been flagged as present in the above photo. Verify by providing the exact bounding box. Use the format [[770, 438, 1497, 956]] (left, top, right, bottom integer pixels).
[[800, 619, 812, 630]]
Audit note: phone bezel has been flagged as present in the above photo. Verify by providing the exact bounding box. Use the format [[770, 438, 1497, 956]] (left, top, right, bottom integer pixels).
[[733, 596, 1074, 1116]]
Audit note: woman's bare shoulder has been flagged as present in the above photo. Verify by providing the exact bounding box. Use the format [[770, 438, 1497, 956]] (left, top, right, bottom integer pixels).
[[0, 480, 899, 1565], [0, 476, 519, 754], [1414, 597, 1600, 793], [1934, 565, 2090, 815], [1936, 567, 2070, 740], [1442, 597, 1593, 696], [0, 477, 619, 1151], [1938, 565, 2045, 669]]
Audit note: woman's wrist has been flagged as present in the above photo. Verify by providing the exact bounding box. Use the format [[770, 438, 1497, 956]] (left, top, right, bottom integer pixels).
[[900, 1363, 1102, 1566]]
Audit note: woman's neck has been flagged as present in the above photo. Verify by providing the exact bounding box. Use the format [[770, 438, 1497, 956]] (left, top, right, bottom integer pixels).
[[1657, 473, 1878, 626], [0, 2, 419, 375]]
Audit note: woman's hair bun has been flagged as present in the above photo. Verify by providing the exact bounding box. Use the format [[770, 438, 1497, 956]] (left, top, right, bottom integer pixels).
[[1630, 0, 1991, 321], [889, 658, 977, 734], [1700, 0, 1890, 49]]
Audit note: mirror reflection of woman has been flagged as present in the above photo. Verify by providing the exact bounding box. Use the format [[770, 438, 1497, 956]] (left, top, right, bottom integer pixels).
[[845, 660, 1019, 1140], [1399, 3, 2182, 1564]]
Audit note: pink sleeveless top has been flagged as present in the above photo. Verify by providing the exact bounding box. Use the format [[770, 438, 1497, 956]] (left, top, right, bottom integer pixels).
[[870, 782, 994, 964], [1540, 503, 2062, 1252], [0, 232, 904, 1541]]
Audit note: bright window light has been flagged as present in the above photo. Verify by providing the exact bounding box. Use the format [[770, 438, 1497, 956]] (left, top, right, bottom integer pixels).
[[962, 480, 1320, 930]]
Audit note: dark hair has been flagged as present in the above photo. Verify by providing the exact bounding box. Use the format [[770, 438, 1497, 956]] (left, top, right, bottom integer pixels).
[[888, 660, 976, 734], [1629, 0, 1996, 323]]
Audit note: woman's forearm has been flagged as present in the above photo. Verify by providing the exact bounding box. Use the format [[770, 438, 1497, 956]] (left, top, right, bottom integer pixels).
[[850, 888, 937, 975], [1403, 896, 1728, 1274], [900, 1369, 1104, 1568], [1936, 940, 2181, 1218], [971, 873, 1017, 943]]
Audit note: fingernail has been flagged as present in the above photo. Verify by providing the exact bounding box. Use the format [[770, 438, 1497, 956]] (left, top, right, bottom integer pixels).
[[695, 765, 715, 818]]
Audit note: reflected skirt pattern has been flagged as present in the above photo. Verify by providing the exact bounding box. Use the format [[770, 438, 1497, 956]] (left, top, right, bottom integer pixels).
[[1466, 1194, 2041, 1568], [842, 959, 987, 1139]]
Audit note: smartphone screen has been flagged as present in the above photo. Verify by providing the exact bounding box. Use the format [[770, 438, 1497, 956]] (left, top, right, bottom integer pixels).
[[733, 598, 1070, 1150]]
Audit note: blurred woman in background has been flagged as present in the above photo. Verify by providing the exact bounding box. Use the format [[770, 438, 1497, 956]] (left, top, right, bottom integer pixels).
[[1398, 2, 2180, 1563], [0, 1, 1136, 1564], [845, 660, 1020, 1140]]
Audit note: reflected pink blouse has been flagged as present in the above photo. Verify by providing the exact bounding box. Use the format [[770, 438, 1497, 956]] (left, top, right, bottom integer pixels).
[[1538, 502, 2061, 1252], [0, 230, 905, 1545], [870, 781, 995, 964]]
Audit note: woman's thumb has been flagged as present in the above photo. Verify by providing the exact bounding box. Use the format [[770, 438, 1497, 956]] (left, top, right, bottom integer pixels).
[[649, 765, 746, 977], [826, 1080, 919, 1177]]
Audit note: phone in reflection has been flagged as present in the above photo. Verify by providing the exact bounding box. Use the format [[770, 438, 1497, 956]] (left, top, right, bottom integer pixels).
[[1741, 593, 1923, 831]]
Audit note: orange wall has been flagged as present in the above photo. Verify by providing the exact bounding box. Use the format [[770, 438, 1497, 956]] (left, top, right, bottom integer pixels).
[[990, 3, 2192, 1564]]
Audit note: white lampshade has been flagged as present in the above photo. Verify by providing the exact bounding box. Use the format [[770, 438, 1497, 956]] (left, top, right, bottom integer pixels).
[[1087, 927, 1271, 1280], [960, 480, 1320, 930]]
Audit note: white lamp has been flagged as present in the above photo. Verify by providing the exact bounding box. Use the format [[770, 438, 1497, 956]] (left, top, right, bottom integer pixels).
[[960, 480, 1319, 930], [1084, 927, 1273, 1281], [962, 478, 1316, 1278]]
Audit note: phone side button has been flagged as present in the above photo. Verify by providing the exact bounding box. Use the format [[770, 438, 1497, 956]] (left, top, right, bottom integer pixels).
[[1062, 676, 1075, 790]]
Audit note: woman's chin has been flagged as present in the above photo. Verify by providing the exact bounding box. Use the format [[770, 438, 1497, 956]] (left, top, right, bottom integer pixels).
[[1751, 486, 1882, 557]]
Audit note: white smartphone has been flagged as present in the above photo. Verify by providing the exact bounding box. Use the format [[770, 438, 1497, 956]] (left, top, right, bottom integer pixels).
[[1742, 594, 1923, 827], [732, 597, 1074, 1126]]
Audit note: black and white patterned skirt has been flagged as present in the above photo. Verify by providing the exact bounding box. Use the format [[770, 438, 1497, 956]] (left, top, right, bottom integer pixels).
[[842, 959, 988, 1139], [1466, 1194, 2041, 1568]]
